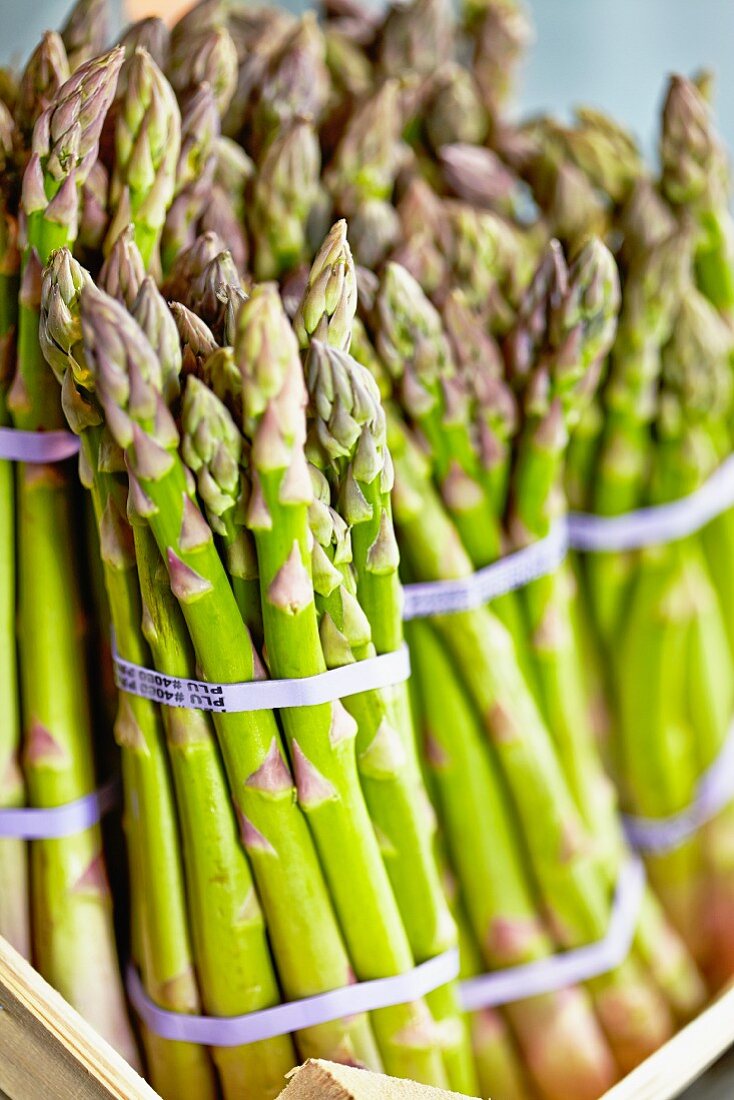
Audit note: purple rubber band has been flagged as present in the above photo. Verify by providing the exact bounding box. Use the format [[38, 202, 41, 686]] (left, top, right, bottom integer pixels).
[[622, 723, 734, 853], [0, 427, 80, 463], [402, 523, 568, 620], [126, 947, 460, 1046], [112, 637, 411, 714], [459, 857, 646, 1011], [0, 776, 120, 839], [568, 453, 734, 553]]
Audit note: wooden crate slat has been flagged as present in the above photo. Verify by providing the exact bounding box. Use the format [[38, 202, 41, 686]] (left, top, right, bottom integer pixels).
[[0, 935, 160, 1100], [277, 1059, 480, 1099], [601, 986, 734, 1100]]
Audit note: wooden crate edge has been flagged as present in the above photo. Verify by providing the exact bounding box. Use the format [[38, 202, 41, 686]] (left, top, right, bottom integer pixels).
[[601, 985, 734, 1100], [277, 1059, 481, 1098], [4, 926, 733, 1100], [0, 935, 160, 1100]]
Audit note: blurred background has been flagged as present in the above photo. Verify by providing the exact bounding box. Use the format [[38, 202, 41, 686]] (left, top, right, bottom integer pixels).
[[6, 0, 734, 162]]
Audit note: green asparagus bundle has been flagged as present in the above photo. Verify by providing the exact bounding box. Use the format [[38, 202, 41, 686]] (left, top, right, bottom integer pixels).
[[540, 72, 734, 992], [0, 31, 137, 1065], [52, 266, 474, 1095], [361, 243, 705, 1083]]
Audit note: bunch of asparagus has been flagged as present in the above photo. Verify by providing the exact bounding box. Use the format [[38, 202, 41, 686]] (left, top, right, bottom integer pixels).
[[0, 25, 137, 1069], [522, 73, 734, 990], [3, 11, 471, 1097], [3, 0, 734, 1097]]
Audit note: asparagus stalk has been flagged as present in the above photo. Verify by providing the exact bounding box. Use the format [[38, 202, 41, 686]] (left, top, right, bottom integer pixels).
[[161, 82, 220, 274], [168, 25, 238, 119], [79, 282, 383, 1069], [324, 80, 402, 269], [660, 74, 734, 314], [464, 0, 532, 121], [98, 223, 146, 309], [131, 277, 182, 407], [199, 182, 251, 276], [235, 283, 448, 1085], [60, 0, 109, 73], [40, 249, 214, 1094], [250, 117, 321, 280], [250, 14, 329, 155], [442, 869, 533, 1100], [186, 250, 242, 341], [180, 374, 262, 643], [617, 289, 734, 981], [508, 239, 620, 829], [162, 228, 225, 305], [562, 106, 643, 208], [423, 64, 489, 151], [15, 32, 69, 143], [0, 200, 28, 957], [371, 259, 530, 668], [293, 220, 357, 355], [170, 300, 219, 380], [107, 47, 181, 269], [119, 17, 171, 71], [588, 229, 692, 643]]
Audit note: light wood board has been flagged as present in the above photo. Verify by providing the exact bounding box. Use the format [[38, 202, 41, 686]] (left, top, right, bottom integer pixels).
[[601, 986, 734, 1100], [0, 935, 159, 1100], [277, 1059, 480, 1099]]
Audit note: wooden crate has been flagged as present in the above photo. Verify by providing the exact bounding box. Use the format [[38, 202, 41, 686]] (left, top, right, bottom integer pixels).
[[600, 985, 734, 1100], [2, 933, 733, 1100], [0, 936, 158, 1100]]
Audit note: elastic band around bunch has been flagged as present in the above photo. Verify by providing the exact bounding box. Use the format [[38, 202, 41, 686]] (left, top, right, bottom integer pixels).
[[401, 455, 734, 619], [568, 452, 734, 553], [127, 947, 459, 1045], [622, 722, 734, 853], [402, 523, 568, 620], [459, 856, 646, 1011], [0, 427, 80, 463], [112, 639, 411, 713], [0, 776, 120, 839]]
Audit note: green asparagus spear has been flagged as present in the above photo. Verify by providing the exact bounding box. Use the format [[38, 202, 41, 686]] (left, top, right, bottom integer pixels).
[[169, 25, 238, 119], [107, 47, 181, 269], [98, 224, 146, 309], [119, 17, 171, 71], [161, 82, 220, 274], [0, 201, 28, 957], [60, 0, 109, 74], [660, 74, 734, 313], [15, 32, 69, 143], [250, 117, 321, 280], [180, 374, 262, 641]]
